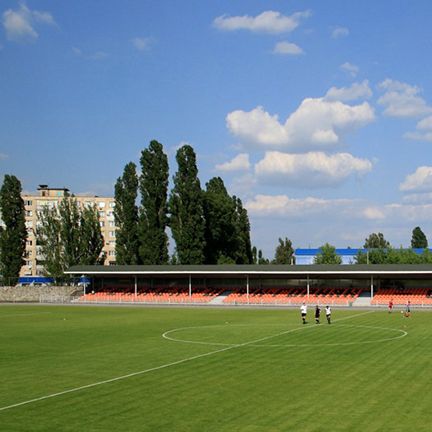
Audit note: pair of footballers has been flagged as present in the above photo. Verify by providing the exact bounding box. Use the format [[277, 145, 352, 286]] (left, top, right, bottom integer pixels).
[[300, 303, 331, 324]]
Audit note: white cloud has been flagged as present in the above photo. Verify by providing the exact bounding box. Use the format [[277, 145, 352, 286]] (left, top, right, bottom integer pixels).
[[226, 98, 375, 151], [331, 26, 349, 38], [273, 41, 303, 55], [340, 62, 359, 78], [378, 79, 432, 117], [362, 207, 385, 220], [213, 10, 311, 34], [216, 153, 250, 172], [245, 194, 354, 217], [73, 47, 108, 61], [131, 37, 152, 51], [400, 166, 432, 192], [0, 153, 8, 160], [325, 80, 372, 102], [2, 3, 55, 42], [254, 151, 372, 187], [404, 115, 432, 142]]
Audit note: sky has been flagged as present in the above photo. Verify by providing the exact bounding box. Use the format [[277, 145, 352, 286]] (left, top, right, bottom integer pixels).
[[2, 1, 432, 258]]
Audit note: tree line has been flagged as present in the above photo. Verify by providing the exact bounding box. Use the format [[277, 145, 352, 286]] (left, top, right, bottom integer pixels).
[[114, 141, 253, 265]]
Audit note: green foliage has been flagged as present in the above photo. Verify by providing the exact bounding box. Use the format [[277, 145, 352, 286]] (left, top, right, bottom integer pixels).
[[258, 249, 269, 264], [139, 141, 169, 264], [0, 175, 27, 283], [233, 197, 253, 264], [363, 232, 390, 249], [356, 247, 432, 264], [252, 246, 258, 264], [37, 195, 104, 278], [169, 145, 206, 264], [114, 162, 140, 264], [411, 226, 428, 248], [203, 177, 237, 264], [273, 237, 295, 264], [314, 243, 342, 264]]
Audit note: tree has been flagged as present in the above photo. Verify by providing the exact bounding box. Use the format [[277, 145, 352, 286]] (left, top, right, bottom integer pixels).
[[169, 145, 206, 264], [0, 175, 26, 284], [363, 232, 390, 249], [273, 237, 295, 264], [79, 206, 104, 265], [411, 226, 428, 249], [37, 195, 104, 278], [258, 249, 269, 264], [203, 177, 237, 264], [114, 162, 140, 264], [314, 243, 342, 264], [233, 197, 253, 264], [252, 246, 258, 264], [139, 141, 169, 264]]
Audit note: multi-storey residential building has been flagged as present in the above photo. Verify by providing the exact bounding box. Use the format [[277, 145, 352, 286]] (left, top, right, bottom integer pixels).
[[21, 185, 116, 277]]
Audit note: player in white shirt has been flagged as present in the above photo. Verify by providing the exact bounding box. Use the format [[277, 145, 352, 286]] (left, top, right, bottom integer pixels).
[[300, 303, 308, 324], [325, 306, 331, 324]]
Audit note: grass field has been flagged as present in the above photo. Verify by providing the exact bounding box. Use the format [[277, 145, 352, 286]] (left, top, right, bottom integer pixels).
[[0, 304, 431, 431]]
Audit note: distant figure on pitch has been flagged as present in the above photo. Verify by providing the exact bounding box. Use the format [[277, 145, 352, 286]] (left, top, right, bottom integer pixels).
[[300, 302, 308, 324], [315, 305, 321, 324], [325, 306, 331, 324], [404, 300, 411, 317], [388, 299, 393, 313]]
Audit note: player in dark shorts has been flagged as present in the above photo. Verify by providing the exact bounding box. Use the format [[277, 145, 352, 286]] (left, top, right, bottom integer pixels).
[[315, 305, 321, 324], [404, 300, 411, 317]]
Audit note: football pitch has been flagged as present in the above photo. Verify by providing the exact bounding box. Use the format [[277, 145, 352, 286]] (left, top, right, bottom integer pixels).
[[0, 305, 431, 431]]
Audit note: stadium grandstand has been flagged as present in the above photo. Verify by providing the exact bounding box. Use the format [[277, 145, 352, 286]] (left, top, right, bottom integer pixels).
[[65, 264, 432, 307]]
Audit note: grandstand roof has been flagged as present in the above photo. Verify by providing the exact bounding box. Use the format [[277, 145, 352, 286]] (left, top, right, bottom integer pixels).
[[66, 264, 432, 278]]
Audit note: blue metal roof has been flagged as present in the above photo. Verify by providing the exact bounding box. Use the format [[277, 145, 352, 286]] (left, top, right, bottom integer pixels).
[[295, 248, 360, 256]]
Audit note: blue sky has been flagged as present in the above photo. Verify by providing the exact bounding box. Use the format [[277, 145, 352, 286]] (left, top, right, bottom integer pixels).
[[2, 1, 432, 258]]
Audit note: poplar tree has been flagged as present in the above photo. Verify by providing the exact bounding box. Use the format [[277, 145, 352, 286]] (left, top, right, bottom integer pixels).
[[0, 175, 26, 284], [139, 140, 169, 264], [233, 197, 253, 264], [273, 237, 295, 264], [203, 177, 237, 264], [411, 226, 428, 249], [114, 162, 140, 264], [169, 145, 205, 264]]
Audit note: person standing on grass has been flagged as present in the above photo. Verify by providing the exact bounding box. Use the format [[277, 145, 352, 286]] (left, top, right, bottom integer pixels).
[[404, 300, 411, 317], [300, 302, 308, 324], [388, 299, 393, 313], [315, 305, 321, 324], [325, 305, 331, 324]]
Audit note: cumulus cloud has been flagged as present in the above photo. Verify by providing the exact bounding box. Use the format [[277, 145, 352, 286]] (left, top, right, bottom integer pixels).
[[73, 47, 108, 61], [2, 3, 55, 42], [245, 194, 354, 217], [400, 166, 432, 192], [404, 115, 432, 142], [340, 62, 359, 78], [226, 98, 375, 151], [216, 153, 250, 172], [273, 41, 303, 55], [131, 37, 152, 51], [254, 151, 372, 187], [331, 26, 349, 38], [378, 79, 432, 117], [213, 10, 310, 34], [362, 207, 385, 220], [325, 80, 372, 102]]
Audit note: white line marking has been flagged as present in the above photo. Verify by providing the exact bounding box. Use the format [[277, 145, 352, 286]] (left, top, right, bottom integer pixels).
[[163, 322, 407, 348], [0, 310, 374, 412], [0, 312, 52, 319]]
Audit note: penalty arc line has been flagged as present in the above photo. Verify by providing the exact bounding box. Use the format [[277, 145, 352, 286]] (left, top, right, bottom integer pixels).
[[0, 310, 374, 413]]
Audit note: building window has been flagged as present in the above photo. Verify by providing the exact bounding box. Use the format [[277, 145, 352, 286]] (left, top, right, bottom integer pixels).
[[99, 211, 105, 218], [25, 200, 33, 206], [26, 210, 33, 217], [100, 221, 105, 227], [26, 240, 33, 246], [109, 231, 116, 238], [109, 202, 115, 208], [98, 202, 106, 208], [108, 250, 116, 256], [109, 221, 115, 227]]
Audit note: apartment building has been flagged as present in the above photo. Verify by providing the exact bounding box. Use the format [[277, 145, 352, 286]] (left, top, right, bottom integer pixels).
[[21, 185, 116, 277]]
